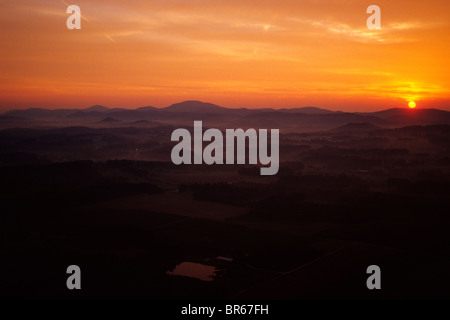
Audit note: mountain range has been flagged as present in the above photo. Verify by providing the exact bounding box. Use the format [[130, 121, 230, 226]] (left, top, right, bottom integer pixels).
[[1, 100, 450, 132]]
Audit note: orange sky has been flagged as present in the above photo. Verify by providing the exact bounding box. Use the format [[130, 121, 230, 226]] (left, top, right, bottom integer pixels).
[[1, 0, 450, 111]]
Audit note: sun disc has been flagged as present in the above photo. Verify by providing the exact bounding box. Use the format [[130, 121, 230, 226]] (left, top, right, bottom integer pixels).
[[408, 101, 416, 109]]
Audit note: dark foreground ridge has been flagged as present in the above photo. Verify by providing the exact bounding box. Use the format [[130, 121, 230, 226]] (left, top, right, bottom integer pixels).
[[1, 110, 450, 299]]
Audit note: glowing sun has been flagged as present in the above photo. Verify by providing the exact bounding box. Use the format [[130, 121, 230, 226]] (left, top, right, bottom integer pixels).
[[408, 101, 416, 109]]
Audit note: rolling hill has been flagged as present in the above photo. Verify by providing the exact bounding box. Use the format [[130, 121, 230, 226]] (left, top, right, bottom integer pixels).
[[2, 101, 450, 132]]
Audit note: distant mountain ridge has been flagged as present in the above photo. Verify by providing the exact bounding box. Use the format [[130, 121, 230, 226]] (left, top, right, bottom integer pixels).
[[85, 105, 110, 112], [2, 100, 450, 132], [164, 100, 229, 113], [97, 117, 121, 123], [3, 100, 338, 115], [332, 122, 381, 132]]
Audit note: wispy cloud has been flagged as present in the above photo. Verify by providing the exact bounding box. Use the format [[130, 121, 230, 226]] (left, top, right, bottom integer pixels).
[[305, 20, 424, 43]]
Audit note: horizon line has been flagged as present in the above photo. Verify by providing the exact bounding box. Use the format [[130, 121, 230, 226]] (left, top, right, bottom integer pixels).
[[2, 100, 450, 114]]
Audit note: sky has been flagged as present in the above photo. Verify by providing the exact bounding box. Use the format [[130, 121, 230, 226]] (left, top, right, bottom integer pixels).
[[1, 0, 450, 111]]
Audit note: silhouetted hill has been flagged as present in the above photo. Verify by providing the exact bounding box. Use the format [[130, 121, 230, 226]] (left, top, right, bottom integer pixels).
[[85, 105, 109, 112], [241, 111, 387, 131], [2, 103, 450, 131], [137, 106, 158, 112], [66, 111, 109, 120], [0, 115, 30, 122], [97, 117, 121, 124], [362, 108, 450, 126], [164, 100, 229, 113], [279, 107, 336, 115], [332, 122, 381, 132], [129, 120, 162, 127], [4, 108, 76, 119]]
